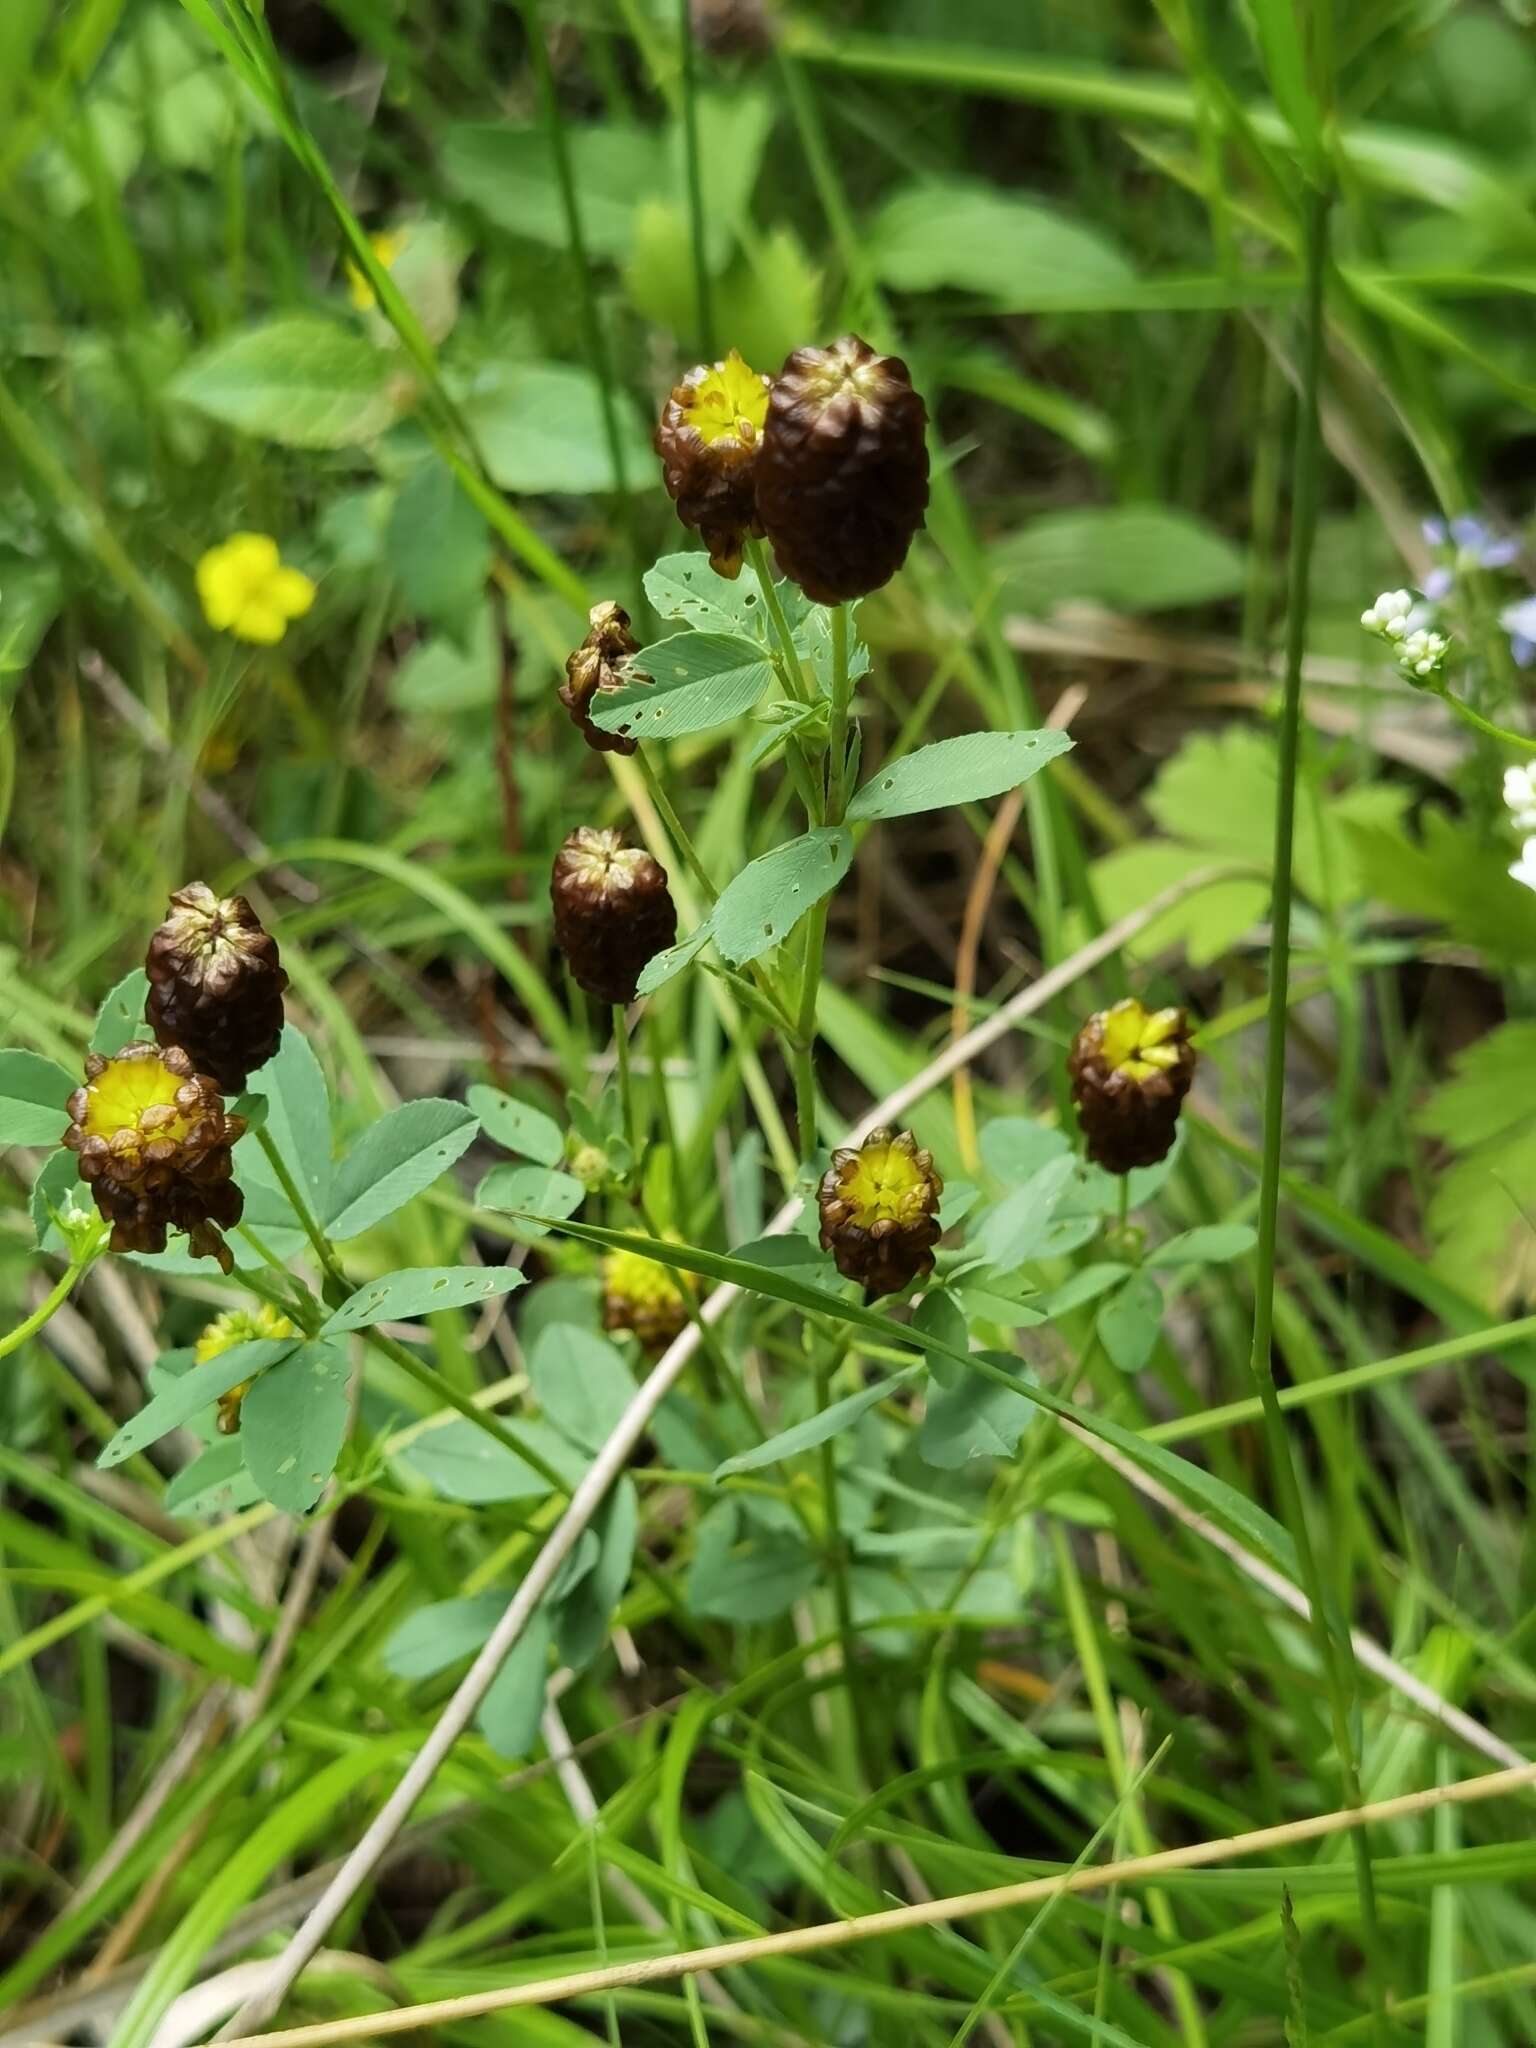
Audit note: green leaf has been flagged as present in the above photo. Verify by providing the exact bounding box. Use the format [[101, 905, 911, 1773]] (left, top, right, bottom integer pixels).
[[252, 1026, 331, 1222], [0, 561, 61, 682], [475, 1163, 585, 1237], [442, 121, 664, 256], [848, 729, 1072, 822], [715, 1368, 919, 1478], [30, 1148, 79, 1253], [467, 1085, 564, 1167], [980, 1116, 1071, 1184], [919, 1370, 1036, 1467], [710, 828, 853, 967], [382, 1592, 504, 1679], [322, 1266, 525, 1335], [459, 361, 652, 495], [164, 1438, 259, 1519], [1036, 1262, 1128, 1318], [1087, 840, 1268, 970], [387, 459, 491, 625], [91, 969, 152, 1055], [0, 1050, 74, 1146], [554, 1214, 1304, 1579], [326, 1100, 479, 1240], [390, 607, 498, 717], [477, 1604, 553, 1757], [1147, 1224, 1256, 1269], [1415, 1023, 1536, 1308], [687, 1503, 817, 1622], [643, 552, 782, 639], [677, 89, 774, 271], [710, 226, 822, 376], [169, 318, 401, 448], [636, 922, 713, 997], [527, 1325, 637, 1453], [397, 1417, 582, 1504], [1098, 1273, 1163, 1375], [556, 1479, 638, 1670], [589, 631, 775, 742], [974, 1156, 1078, 1270], [98, 1339, 298, 1468], [239, 1339, 351, 1515], [995, 505, 1245, 614], [870, 178, 1137, 310]]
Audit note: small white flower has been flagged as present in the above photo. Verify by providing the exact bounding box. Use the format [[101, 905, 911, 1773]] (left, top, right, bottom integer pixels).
[[1361, 589, 1414, 635], [1510, 837, 1536, 894], [1503, 765, 1536, 832], [1397, 628, 1449, 680]]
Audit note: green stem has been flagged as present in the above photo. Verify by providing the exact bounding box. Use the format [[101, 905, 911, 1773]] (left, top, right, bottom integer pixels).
[[1432, 682, 1536, 757], [613, 1005, 641, 1163], [636, 749, 717, 904], [788, 602, 854, 1163], [522, 0, 643, 592], [255, 1125, 570, 1494], [746, 537, 810, 708], [677, 0, 713, 357], [0, 1254, 97, 1363], [1250, 181, 1390, 2042]]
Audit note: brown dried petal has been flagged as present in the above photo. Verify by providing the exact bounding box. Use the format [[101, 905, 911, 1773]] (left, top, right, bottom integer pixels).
[[551, 826, 677, 1006]]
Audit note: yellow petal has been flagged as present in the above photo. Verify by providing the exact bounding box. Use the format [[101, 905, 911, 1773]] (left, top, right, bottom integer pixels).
[[272, 566, 316, 619], [234, 601, 288, 645], [227, 532, 280, 576]]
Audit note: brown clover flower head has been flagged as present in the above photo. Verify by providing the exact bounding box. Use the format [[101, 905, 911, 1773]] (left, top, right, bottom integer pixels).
[[558, 600, 640, 756], [755, 334, 929, 606], [654, 348, 771, 578], [1067, 998, 1196, 1175], [602, 1244, 693, 1353], [817, 1125, 944, 1301], [146, 882, 288, 1094], [551, 826, 677, 1006], [63, 1042, 246, 1272], [196, 1302, 295, 1433]]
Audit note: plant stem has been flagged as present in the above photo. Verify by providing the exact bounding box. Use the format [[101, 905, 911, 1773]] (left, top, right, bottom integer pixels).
[[746, 537, 810, 706], [635, 749, 717, 903], [677, 0, 713, 357], [613, 1005, 641, 1162], [1249, 179, 1390, 2042], [0, 1254, 96, 1362], [1431, 683, 1536, 756]]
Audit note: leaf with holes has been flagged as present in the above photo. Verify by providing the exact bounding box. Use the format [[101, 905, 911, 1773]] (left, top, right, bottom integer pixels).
[[588, 632, 775, 742], [847, 729, 1073, 822], [466, 1085, 563, 1166], [91, 969, 152, 1055], [240, 1339, 351, 1515], [0, 1051, 74, 1147], [326, 1100, 479, 1241], [164, 1438, 261, 1519], [475, 1163, 585, 1238], [322, 1266, 525, 1335], [919, 1369, 1037, 1467], [636, 921, 713, 997], [711, 828, 853, 967], [644, 552, 789, 639], [98, 1338, 298, 1468]]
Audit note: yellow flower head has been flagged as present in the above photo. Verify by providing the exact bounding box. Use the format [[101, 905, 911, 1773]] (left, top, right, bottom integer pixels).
[[196, 534, 315, 646], [601, 1243, 693, 1351], [78, 1047, 196, 1147], [834, 1130, 937, 1232], [346, 228, 409, 311], [677, 348, 770, 447], [197, 1302, 296, 1434], [1096, 999, 1187, 1084]]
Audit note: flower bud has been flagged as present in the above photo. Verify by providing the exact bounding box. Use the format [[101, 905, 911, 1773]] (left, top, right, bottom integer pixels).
[[1067, 999, 1196, 1175], [654, 349, 771, 578], [817, 1126, 943, 1301], [196, 1302, 295, 1432], [551, 826, 677, 1006], [558, 601, 640, 755], [146, 883, 288, 1094], [602, 1245, 692, 1352], [755, 335, 929, 605], [63, 1043, 247, 1272]]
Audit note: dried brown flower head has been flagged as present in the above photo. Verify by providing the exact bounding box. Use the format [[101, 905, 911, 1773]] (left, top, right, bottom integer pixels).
[[1067, 998, 1196, 1175], [551, 826, 677, 1006], [146, 882, 287, 1094], [817, 1125, 943, 1301], [654, 349, 771, 578], [558, 601, 640, 756]]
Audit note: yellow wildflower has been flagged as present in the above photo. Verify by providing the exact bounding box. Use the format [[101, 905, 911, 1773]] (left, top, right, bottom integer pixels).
[[346, 227, 408, 311], [195, 534, 316, 646], [196, 1302, 296, 1434]]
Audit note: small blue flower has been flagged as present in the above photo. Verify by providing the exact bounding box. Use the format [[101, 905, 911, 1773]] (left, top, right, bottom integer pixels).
[[1503, 596, 1536, 669], [1422, 517, 1448, 547], [1421, 565, 1454, 601]]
